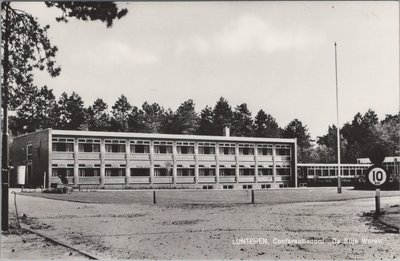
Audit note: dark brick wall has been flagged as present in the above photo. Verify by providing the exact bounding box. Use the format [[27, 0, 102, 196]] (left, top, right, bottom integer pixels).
[[10, 129, 50, 187]]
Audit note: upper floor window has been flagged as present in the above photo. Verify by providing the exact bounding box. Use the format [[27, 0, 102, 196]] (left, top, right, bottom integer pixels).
[[154, 145, 173, 154], [52, 138, 74, 152], [130, 140, 150, 154], [130, 144, 150, 153], [219, 143, 235, 155], [276, 145, 291, 156], [78, 138, 100, 152], [198, 142, 216, 155], [154, 141, 173, 154], [258, 148, 272, 155], [105, 139, 126, 153], [177, 146, 194, 154], [239, 148, 254, 155], [239, 144, 254, 155]]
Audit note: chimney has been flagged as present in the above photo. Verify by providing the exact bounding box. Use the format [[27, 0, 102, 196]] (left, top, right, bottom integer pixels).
[[223, 126, 230, 137]]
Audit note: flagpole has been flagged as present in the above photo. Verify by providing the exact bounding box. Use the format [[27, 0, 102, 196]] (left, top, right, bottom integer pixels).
[[335, 42, 342, 194]]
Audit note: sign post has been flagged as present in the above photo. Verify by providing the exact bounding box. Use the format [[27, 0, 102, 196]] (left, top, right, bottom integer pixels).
[[366, 165, 387, 216], [375, 189, 380, 216]]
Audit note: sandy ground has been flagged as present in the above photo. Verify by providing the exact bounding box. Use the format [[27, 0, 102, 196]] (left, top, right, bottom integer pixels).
[[1, 224, 88, 260], [1, 188, 399, 260]]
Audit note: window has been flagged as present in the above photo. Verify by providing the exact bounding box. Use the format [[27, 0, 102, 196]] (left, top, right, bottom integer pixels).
[[78, 139, 100, 152], [243, 185, 252, 189], [105, 144, 126, 153], [130, 144, 150, 154], [105, 168, 125, 177], [261, 184, 271, 189], [199, 169, 215, 176], [131, 168, 150, 177], [53, 143, 74, 152], [198, 146, 215, 154], [223, 185, 234, 189], [154, 168, 172, 176], [177, 168, 194, 176], [276, 167, 290, 176], [239, 169, 254, 176], [203, 185, 213, 189], [52, 168, 74, 177], [219, 147, 235, 155], [239, 148, 254, 155], [104, 140, 126, 153], [276, 148, 290, 156], [258, 168, 273, 176], [177, 146, 194, 154], [52, 138, 75, 152], [78, 168, 100, 177], [27, 144, 33, 161], [220, 168, 235, 176], [257, 148, 272, 155], [154, 145, 173, 154]]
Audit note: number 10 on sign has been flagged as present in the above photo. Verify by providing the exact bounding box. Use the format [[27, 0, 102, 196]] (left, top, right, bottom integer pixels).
[[368, 167, 387, 186]]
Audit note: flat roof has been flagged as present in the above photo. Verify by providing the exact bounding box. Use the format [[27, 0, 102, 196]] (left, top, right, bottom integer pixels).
[[49, 129, 296, 144]]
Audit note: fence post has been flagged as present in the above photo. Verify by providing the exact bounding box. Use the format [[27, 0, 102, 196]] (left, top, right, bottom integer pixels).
[[375, 189, 380, 216], [251, 189, 255, 204], [153, 190, 156, 204]]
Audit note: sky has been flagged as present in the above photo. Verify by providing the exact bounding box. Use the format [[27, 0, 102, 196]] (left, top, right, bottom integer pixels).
[[12, 1, 399, 140]]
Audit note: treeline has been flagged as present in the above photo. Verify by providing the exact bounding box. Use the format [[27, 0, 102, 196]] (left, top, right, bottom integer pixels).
[[9, 85, 400, 163]]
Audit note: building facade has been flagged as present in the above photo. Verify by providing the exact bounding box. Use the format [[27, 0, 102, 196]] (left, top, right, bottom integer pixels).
[[11, 129, 298, 189]]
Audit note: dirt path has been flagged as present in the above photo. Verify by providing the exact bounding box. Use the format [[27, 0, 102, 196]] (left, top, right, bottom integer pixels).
[[2, 192, 399, 260]]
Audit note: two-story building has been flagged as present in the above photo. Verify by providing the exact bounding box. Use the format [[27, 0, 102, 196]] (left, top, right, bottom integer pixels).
[[10, 128, 298, 189]]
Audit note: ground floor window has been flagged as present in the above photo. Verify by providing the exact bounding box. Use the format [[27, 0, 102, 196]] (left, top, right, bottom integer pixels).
[[261, 184, 271, 189], [52, 168, 74, 177], [105, 168, 125, 177], [258, 168, 272, 176], [276, 167, 290, 176], [242, 184, 252, 189], [154, 168, 172, 176], [177, 168, 194, 176], [239, 169, 254, 176], [78, 168, 100, 177], [223, 185, 234, 189], [199, 169, 215, 176], [220, 168, 235, 176], [130, 168, 150, 176]]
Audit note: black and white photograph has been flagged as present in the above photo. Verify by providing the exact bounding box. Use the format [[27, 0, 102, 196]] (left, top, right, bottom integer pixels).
[[1, 1, 399, 260]]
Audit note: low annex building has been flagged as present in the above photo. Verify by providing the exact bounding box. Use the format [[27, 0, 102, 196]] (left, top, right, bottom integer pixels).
[[11, 128, 298, 189]]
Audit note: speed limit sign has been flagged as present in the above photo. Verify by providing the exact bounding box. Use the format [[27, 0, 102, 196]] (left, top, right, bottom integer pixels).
[[367, 167, 387, 186]]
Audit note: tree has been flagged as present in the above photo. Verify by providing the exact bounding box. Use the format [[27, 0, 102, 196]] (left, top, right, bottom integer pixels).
[[87, 98, 110, 131], [1, 2, 128, 108], [196, 106, 214, 135], [282, 119, 312, 150], [140, 102, 165, 133], [54, 91, 87, 130], [341, 109, 380, 162], [212, 97, 233, 135], [373, 113, 400, 157], [254, 110, 280, 138], [160, 108, 176, 134], [110, 95, 132, 132], [231, 103, 253, 137], [173, 99, 200, 135], [9, 85, 57, 135]]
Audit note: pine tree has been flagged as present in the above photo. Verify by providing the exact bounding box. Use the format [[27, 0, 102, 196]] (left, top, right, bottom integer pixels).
[[231, 103, 253, 137]]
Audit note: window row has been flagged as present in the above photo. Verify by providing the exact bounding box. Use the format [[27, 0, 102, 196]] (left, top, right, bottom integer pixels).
[[52, 142, 290, 156], [52, 167, 290, 177]]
